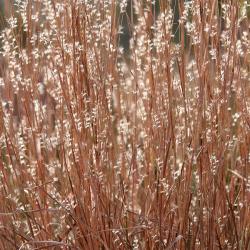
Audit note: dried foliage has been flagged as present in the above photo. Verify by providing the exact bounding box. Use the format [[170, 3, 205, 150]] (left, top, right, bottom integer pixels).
[[0, 0, 249, 249]]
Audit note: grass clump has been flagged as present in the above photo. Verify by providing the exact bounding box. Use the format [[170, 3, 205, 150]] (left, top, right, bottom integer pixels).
[[0, 0, 249, 249]]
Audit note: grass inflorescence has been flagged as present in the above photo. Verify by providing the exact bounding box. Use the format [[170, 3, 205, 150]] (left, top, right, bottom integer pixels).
[[0, 0, 249, 249]]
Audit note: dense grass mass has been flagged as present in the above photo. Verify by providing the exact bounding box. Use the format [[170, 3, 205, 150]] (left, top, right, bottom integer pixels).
[[0, 0, 249, 249]]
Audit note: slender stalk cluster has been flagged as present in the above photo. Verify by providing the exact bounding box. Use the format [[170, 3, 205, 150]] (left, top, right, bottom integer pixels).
[[0, 0, 249, 249]]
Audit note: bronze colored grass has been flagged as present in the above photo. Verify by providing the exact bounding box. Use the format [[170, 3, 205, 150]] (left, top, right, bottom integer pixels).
[[0, 0, 249, 249]]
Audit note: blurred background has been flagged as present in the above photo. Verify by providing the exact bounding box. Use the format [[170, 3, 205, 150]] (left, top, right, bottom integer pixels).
[[0, 0, 182, 51]]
